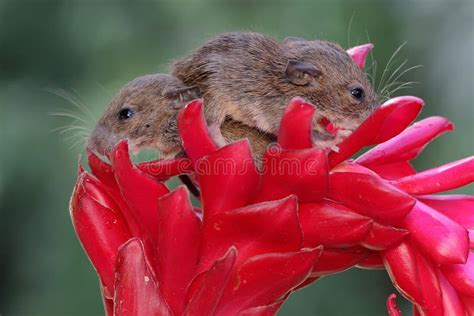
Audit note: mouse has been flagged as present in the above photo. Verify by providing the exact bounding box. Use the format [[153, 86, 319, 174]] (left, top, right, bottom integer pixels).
[[171, 32, 378, 151], [87, 73, 275, 160]]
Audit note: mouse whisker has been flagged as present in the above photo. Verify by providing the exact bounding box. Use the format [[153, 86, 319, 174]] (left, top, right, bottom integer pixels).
[[46, 88, 96, 122], [376, 42, 407, 94]]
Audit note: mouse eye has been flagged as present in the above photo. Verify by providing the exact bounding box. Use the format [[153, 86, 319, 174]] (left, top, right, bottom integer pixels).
[[118, 108, 134, 120], [351, 87, 365, 100]]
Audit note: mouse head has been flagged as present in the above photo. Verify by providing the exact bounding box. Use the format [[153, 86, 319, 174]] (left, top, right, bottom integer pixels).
[[87, 74, 200, 157], [282, 37, 377, 134]]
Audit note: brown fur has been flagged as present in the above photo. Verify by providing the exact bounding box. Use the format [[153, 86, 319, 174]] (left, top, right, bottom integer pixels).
[[171, 32, 377, 149], [87, 74, 274, 159]]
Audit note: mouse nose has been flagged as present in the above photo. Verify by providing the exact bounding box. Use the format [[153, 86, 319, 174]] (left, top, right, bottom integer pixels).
[[87, 125, 116, 156]]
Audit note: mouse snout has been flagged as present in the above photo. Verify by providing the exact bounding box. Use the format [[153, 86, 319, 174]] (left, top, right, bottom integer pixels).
[[87, 125, 120, 156]]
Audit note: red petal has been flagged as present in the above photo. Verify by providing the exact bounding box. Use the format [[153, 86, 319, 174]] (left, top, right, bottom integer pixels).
[[328, 96, 424, 167], [403, 202, 469, 265], [216, 248, 322, 315], [199, 196, 302, 274], [357, 116, 453, 166], [70, 173, 131, 298], [299, 202, 373, 247], [383, 241, 423, 304], [102, 294, 113, 316], [361, 223, 408, 251], [197, 140, 260, 218], [441, 252, 474, 297], [357, 252, 384, 269], [393, 156, 474, 194], [138, 157, 193, 181], [366, 161, 416, 180], [256, 147, 328, 203], [470, 230, 474, 249], [436, 270, 466, 316], [277, 97, 315, 150], [184, 247, 236, 316], [110, 141, 169, 246], [372, 96, 424, 144], [386, 294, 401, 316], [461, 295, 474, 314], [177, 99, 218, 164], [328, 171, 415, 225], [114, 239, 172, 316], [346, 43, 374, 69], [237, 300, 285, 316], [384, 242, 443, 313], [417, 194, 474, 228], [156, 187, 202, 314], [87, 149, 117, 189], [311, 249, 368, 276], [412, 251, 443, 314]]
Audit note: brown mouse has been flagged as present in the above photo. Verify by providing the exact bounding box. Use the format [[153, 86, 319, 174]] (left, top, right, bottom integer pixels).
[[171, 32, 378, 150], [87, 74, 275, 160]]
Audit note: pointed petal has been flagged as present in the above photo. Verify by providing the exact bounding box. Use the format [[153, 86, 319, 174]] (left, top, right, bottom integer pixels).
[[357, 252, 384, 269], [412, 252, 443, 314], [216, 248, 322, 315], [384, 241, 443, 313], [184, 247, 236, 316], [403, 202, 469, 264], [372, 97, 425, 144], [417, 194, 474, 228], [470, 230, 474, 249], [393, 156, 474, 194], [110, 141, 169, 246], [70, 173, 131, 298], [328, 171, 415, 225], [346, 43, 374, 69], [157, 187, 202, 314], [87, 149, 117, 189], [177, 99, 218, 163], [199, 196, 302, 274], [383, 241, 424, 305], [357, 116, 453, 166], [138, 157, 193, 181], [386, 294, 402, 316], [441, 252, 474, 297], [311, 249, 368, 276], [364, 161, 416, 180], [198, 140, 260, 218], [328, 96, 424, 167], [361, 223, 408, 251], [461, 295, 474, 314], [299, 202, 373, 247], [114, 239, 172, 316], [277, 97, 315, 150], [101, 294, 113, 316], [436, 270, 465, 316], [237, 300, 285, 316], [256, 147, 328, 203]]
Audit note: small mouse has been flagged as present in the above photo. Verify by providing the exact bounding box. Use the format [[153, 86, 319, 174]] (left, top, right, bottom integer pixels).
[[171, 32, 378, 150], [87, 74, 275, 160]]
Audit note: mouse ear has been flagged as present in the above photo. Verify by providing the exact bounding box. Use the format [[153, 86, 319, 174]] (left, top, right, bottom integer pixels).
[[285, 60, 321, 86], [164, 86, 201, 104]]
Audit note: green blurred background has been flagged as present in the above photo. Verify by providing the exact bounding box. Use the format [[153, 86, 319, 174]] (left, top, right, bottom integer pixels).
[[1, 0, 473, 315]]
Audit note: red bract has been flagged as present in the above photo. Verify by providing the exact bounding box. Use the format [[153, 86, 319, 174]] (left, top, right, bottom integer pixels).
[[71, 75, 473, 315]]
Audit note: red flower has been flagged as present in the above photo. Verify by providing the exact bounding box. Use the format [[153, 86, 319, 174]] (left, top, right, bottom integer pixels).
[[70, 45, 473, 315], [71, 140, 322, 315]]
